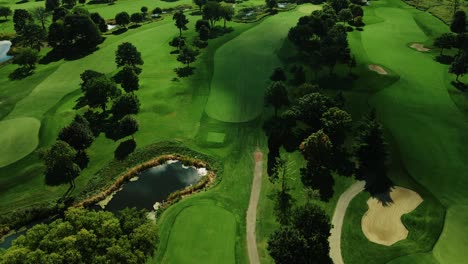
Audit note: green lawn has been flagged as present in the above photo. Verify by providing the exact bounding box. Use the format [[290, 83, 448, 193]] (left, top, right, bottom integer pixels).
[[0, 117, 40, 167], [205, 6, 320, 122], [158, 203, 237, 264]]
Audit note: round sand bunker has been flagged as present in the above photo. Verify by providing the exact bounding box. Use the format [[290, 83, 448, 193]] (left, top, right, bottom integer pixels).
[[361, 187, 423, 246], [410, 43, 430, 52], [368, 64, 388, 75]]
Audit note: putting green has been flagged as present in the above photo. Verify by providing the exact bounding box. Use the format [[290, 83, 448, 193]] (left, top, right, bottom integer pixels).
[[205, 7, 320, 122], [0, 117, 40, 168], [161, 204, 236, 264]]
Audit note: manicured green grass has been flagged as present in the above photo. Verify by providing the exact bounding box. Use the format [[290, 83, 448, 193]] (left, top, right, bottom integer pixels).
[[160, 203, 237, 264], [0, 117, 40, 167], [205, 6, 320, 122]]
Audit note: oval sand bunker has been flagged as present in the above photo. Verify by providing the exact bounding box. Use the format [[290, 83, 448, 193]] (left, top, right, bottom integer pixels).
[[368, 64, 388, 75], [361, 187, 423, 246], [410, 43, 430, 52]]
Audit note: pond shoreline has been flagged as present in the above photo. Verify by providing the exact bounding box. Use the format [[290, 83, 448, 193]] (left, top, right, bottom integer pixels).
[[74, 154, 216, 211]]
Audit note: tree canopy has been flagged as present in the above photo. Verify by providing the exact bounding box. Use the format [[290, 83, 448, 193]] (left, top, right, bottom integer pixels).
[[115, 42, 144, 68], [173, 11, 189, 37], [39, 140, 81, 187], [115, 11, 130, 28], [265, 81, 289, 116]]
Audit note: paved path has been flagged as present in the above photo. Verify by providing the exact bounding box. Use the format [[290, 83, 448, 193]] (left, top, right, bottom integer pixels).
[[246, 150, 263, 264], [329, 181, 365, 264]]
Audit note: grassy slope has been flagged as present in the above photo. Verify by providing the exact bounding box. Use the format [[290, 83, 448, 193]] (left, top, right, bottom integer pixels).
[[159, 203, 237, 264], [342, 0, 468, 263]]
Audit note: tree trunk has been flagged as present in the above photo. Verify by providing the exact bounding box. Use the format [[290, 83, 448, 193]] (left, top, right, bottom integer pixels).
[[179, 27, 182, 37], [456, 74, 460, 82]]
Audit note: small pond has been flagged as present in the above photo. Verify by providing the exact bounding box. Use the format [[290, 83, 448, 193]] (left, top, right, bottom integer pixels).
[[98, 160, 207, 213], [0, 40, 13, 63]]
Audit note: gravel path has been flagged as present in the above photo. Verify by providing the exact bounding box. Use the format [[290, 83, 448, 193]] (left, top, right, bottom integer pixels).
[[329, 181, 365, 264], [246, 150, 263, 264]]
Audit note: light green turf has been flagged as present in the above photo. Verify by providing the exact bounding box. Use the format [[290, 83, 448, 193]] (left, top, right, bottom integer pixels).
[[341, 0, 468, 263], [161, 204, 236, 264], [0, 117, 40, 167], [205, 6, 320, 122]]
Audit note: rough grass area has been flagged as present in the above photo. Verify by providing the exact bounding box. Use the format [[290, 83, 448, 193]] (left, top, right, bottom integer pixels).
[[403, 0, 468, 24], [158, 203, 237, 264]]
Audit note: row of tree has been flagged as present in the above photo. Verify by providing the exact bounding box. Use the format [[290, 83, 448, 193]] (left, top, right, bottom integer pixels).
[[40, 42, 143, 190]]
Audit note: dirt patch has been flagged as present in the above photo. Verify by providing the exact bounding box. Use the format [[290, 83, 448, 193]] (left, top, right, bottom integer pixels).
[[361, 187, 423, 246], [368, 64, 388, 75], [410, 43, 430, 52]]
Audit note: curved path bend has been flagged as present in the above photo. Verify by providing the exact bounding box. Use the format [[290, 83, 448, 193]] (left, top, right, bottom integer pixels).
[[246, 150, 263, 264], [329, 181, 365, 264]]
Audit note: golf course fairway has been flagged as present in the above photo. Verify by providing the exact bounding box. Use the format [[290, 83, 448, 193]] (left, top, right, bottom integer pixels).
[[342, 0, 468, 263], [205, 7, 320, 123], [0, 117, 40, 167]]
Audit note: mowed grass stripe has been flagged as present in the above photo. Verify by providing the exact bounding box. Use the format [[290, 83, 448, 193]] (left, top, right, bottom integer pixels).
[[205, 7, 320, 123], [161, 204, 237, 264], [0, 117, 40, 167]]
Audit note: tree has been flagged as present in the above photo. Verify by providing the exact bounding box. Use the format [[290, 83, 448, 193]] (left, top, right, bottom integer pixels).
[[115, 12, 130, 28], [220, 5, 234, 28], [119, 66, 140, 93], [266, 0, 277, 11], [0, 6, 12, 20], [177, 45, 199, 68], [152, 7, 162, 16], [320, 25, 350, 75], [434, 33, 455, 56], [52, 6, 68, 21], [450, 52, 468, 81], [48, 20, 66, 47], [31, 7, 50, 31], [115, 42, 144, 68], [90, 12, 108, 32], [292, 92, 336, 130], [169, 36, 186, 52], [451, 10, 466, 33], [199, 25, 210, 41], [62, 0, 77, 9], [270, 67, 286, 82], [173, 11, 189, 37], [300, 163, 334, 201], [118, 115, 139, 139], [20, 23, 46, 50], [350, 4, 363, 18], [13, 48, 39, 72], [194, 0, 207, 11], [13, 9, 33, 35], [271, 157, 293, 224], [80, 71, 119, 110], [354, 110, 393, 196], [300, 129, 332, 166], [141, 6, 148, 18], [320, 107, 352, 146], [130, 12, 143, 25], [338, 8, 352, 24], [265, 81, 289, 116], [45, 0, 61, 12], [58, 117, 94, 151], [268, 204, 332, 264], [63, 13, 102, 50], [111, 93, 141, 119], [39, 141, 81, 188], [329, 0, 349, 13], [203, 1, 222, 27]]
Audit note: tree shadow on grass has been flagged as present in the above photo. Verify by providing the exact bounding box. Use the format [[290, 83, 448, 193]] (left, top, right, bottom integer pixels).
[[128, 24, 141, 29], [40, 45, 101, 64], [452, 81, 468, 91], [174, 66, 194, 77], [8, 67, 34, 80], [435, 55, 454, 65], [114, 139, 136, 160], [112, 28, 128, 35]]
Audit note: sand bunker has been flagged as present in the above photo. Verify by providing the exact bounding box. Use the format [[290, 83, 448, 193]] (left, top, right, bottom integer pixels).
[[410, 43, 430, 52], [368, 64, 388, 75], [361, 186, 423, 246]]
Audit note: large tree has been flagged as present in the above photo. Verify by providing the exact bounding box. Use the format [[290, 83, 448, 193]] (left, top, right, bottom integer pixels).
[[20, 23, 46, 50], [39, 141, 81, 188], [434, 33, 455, 56], [292, 92, 336, 130], [13, 9, 33, 34], [130, 12, 143, 25], [115, 42, 144, 68], [80, 70, 119, 110], [450, 52, 468, 81], [111, 93, 141, 119], [451, 10, 466, 34], [63, 13, 102, 50], [320, 106, 352, 146], [45, 0, 61, 11], [203, 1, 222, 27], [354, 110, 393, 196], [31, 7, 50, 31], [12, 48, 39, 72], [173, 11, 189, 37], [220, 5, 234, 28], [265, 81, 289, 117], [0, 6, 12, 20], [58, 117, 95, 151], [118, 65, 140, 93], [118, 115, 139, 140], [193, 0, 207, 11], [90, 12, 108, 32], [177, 45, 199, 68], [115, 11, 130, 28]]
